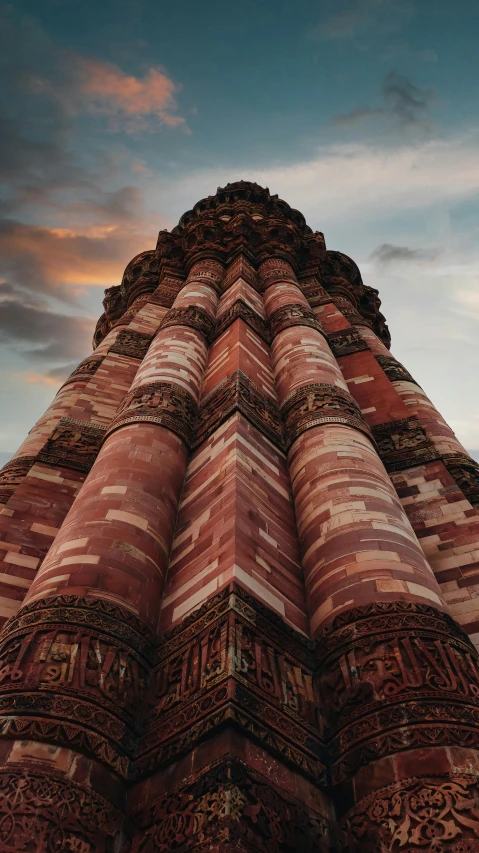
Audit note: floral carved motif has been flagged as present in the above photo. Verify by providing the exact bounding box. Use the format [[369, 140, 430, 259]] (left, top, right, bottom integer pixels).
[[344, 775, 479, 852], [37, 418, 107, 474], [195, 371, 284, 450], [316, 601, 479, 783], [268, 304, 325, 338], [108, 329, 153, 360], [159, 306, 215, 342], [0, 456, 36, 504], [108, 381, 198, 447], [326, 328, 369, 357], [372, 415, 440, 472], [280, 382, 371, 449]]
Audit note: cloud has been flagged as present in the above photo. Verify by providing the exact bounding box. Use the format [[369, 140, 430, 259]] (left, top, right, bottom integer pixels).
[[370, 243, 440, 265], [310, 0, 414, 41], [333, 71, 436, 135]]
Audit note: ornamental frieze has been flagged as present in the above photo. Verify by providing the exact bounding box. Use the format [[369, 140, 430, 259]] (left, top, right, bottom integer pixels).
[[0, 455, 36, 504], [194, 371, 284, 450], [316, 601, 479, 783], [108, 380, 198, 447], [326, 328, 369, 357], [60, 355, 104, 387], [343, 774, 479, 852], [159, 305, 215, 342], [37, 418, 107, 474], [280, 382, 371, 449], [375, 353, 418, 385], [108, 329, 153, 360], [130, 757, 334, 853], [371, 415, 440, 472], [258, 258, 297, 290], [442, 453, 479, 507], [213, 299, 270, 343], [268, 304, 325, 338]]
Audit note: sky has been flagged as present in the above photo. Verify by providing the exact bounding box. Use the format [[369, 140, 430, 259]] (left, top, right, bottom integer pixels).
[[0, 0, 478, 464]]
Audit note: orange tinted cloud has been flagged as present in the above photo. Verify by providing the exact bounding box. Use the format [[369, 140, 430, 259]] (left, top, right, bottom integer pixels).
[[77, 59, 189, 133]]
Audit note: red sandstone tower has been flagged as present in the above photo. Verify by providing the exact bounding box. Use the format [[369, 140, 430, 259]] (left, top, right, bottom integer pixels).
[[0, 181, 479, 851]]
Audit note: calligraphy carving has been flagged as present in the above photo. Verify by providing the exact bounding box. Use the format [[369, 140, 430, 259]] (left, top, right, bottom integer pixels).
[[130, 757, 334, 853], [327, 328, 369, 357], [375, 353, 418, 385], [194, 371, 284, 450], [37, 418, 107, 474], [344, 775, 479, 852], [61, 356, 104, 387], [214, 299, 270, 343], [280, 382, 371, 448], [268, 304, 325, 338], [108, 329, 152, 360], [159, 305, 215, 342], [442, 453, 479, 507], [108, 381, 198, 447], [316, 601, 479, 783], [372, 415, 439, 472], [0, 456, 36, 504]]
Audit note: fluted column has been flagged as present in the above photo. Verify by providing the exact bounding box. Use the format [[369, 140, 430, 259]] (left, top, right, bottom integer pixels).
[[0, 258, 222, 850]]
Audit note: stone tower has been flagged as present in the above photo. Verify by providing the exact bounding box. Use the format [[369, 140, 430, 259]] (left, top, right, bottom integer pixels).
[[0, 181, 479, 851]]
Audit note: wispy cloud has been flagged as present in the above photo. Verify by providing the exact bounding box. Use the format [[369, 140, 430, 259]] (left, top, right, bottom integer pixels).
[[370, 243, 440, 265], [333, 71, 436, 135], [309, 0, 414, 41]]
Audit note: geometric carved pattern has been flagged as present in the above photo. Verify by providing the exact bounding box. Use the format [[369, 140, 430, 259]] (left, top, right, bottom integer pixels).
[[372, 415, 440, 472], [37, 418, 107, 474], [195, 371, 285, 451], [316, 600, 479, 784], [137, 584, 325, 784], [268, 304, 325, 338], [375, 353, 418, 385], [0, 595, 155, 778], [108, 329, 153, 360], [326, 328, 369, 357], [108, 381, 198, 447], [130, 757, 335, 853], [0, 763, 125, 851], [280, 382, 371, 449], [442, 453, 479, 507], [159, 305, 215, 342], [214, 300, 270, 344], [0, 456, 36, 504], [343, 774, 479, 852]]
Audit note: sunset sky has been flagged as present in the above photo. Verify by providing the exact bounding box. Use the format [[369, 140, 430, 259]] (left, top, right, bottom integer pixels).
[[1, 0, 478, 463]]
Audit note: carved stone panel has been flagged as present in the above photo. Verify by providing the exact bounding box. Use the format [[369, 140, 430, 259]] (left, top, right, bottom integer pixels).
[[268, 304, 325, 338], [61, 356, 104, 387], [194, 371, 284, 450], [327, 328, 369, 357], [109, 381, 198, 447], [442, 453, 479, 507], [375, 354, 418, 385], [316, 601, 479, 784], [371, 415, 440, 472], [0, 455, 36, 504], [37, 418, 107, 474], [159, 305, 215, 342], [108, 329, 153, 360], [280, 383, 371, 449]]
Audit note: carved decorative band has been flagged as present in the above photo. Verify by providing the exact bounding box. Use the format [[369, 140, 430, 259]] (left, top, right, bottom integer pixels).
[[0, 765, 125, 850], [60, 355, 104, 387], [258, 259, 297, 291], [194, 371, 284, 450], [108, 329, 152, 360], [280, 383, 371, 449], [186, 266, 224, 295], [268, 304, 325, 338], [327, 328, 369, 357], [214, 299, 270, 343], [130, 758, 334, 853], [342, 774, 479, 852], [442, 452, 479, 506], [37, 417, 107, 474], [0, 595, 155, 777], [159, 305, 215, 342], [375, 353, 418, 385], [316, 601, 479, 784], [107, 381, 198, 447], [371, 415, 440, 472], [0, 455, 36, 504], [137, 583, 323, 783], [333, 298, 370, 327]]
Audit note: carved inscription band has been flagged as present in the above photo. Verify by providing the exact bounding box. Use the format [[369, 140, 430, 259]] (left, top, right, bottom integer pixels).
[[60, 355, 104, 387], [0, 455, 36, 504], [375, 353, 418, 385], [326, 328, 369, 357], [280, 382, 372, 449], [372, 415, 440, 472], [159, 305, 215, 342], [37, 417, 107, 474], [107, 380, 198, 447], [108, 328, 153, 360], [268, 303, 325, 338]]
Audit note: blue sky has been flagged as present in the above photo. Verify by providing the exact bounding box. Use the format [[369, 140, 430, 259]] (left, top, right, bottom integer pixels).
[[0, 0, 478, 463]]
